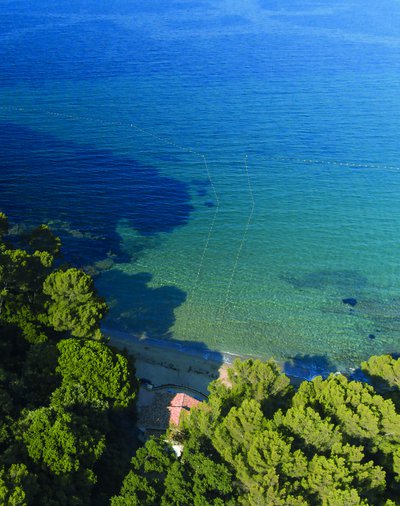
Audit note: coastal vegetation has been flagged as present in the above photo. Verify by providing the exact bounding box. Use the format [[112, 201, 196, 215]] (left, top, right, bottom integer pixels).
[[0, 213, 399, 505], [0, 213, 137, 504], [113, 357, 400, 505]]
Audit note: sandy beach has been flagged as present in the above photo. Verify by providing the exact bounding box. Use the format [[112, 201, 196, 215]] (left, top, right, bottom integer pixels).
[[105, 327, 330, 397], [105, 328, 232, 395]]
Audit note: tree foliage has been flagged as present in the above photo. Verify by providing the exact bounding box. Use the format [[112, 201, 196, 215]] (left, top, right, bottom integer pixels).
[[19, 407, 105, 475], [362, 355, 400, 408], [26, 224, 61, 256], [43, 269, 107, 340], [114, 357, 400, 505], [0, 214, 137, 505], [0, 463, 37, 506], [0, 213, 9, 239], [55, 338, 136, 410]]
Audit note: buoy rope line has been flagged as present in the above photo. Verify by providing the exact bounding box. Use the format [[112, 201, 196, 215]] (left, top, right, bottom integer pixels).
[[1, 104, 399, 336], [218, 154, 255, 325], [0, 104, 221, 337]]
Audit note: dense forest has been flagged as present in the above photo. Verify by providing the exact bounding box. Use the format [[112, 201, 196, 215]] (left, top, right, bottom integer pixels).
[[0, 213, 138, 505], [0, 213, 399, 505], [113, 356, 400, 506]]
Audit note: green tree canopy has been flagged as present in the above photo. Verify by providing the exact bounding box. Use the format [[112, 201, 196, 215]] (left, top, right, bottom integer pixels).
[[0, 213, 138, 505], [26, 224, 61, 256], [54, 338, 136, 410], [0, 213, 8, 239], [19, 407, 105, 475], [0, 463, 37, 506], [43, 269, 107, 340], [117, 358, 400, 506], [362, 355, 400, 407]]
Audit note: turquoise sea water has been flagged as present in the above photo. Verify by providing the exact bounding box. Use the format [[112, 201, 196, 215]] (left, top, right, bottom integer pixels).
[[1, 0, 400, 372]]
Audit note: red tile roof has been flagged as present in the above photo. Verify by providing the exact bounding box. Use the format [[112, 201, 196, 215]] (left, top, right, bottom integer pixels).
[[168, 393, 201, 426]]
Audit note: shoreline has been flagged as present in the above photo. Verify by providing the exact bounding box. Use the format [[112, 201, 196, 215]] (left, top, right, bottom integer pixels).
[[103, 327, 246, 365], [103, 327, 340, 394], [104, 327, 235, 395]]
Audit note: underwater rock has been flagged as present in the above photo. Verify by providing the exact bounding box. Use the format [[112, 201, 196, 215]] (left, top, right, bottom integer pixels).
[[204, 201, 215, 208], [342, 297, 357, 307], [368, 334, 376, 340], [281, 270, 368, 292]]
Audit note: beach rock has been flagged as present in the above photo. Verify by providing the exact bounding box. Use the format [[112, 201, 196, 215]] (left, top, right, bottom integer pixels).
[[342, 297, 357, 307]]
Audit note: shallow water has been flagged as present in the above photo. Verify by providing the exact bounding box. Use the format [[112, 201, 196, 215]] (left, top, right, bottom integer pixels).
[[1, 0, 400, 372]]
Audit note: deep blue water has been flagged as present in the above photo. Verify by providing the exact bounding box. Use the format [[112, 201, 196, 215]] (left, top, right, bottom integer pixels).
[[1, 0, 400, 372]]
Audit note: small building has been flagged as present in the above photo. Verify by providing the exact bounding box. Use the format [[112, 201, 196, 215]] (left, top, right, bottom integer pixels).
[[168, 393, 201, 426], [137, 388, 201, 441]]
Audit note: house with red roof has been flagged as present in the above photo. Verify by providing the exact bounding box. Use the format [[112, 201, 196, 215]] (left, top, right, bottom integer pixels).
[[168, 393, 201, 426], [137, 389, 202, 441]]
